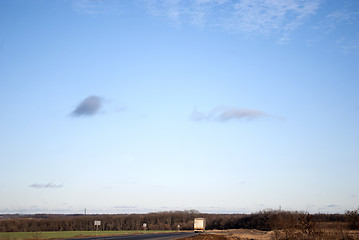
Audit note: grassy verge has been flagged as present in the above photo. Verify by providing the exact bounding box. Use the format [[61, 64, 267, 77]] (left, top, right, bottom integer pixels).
[[0, 230, 177, 240]]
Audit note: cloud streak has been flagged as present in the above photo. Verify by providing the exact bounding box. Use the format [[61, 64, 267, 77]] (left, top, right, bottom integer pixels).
[[191, 106, 270, 122], [71, 95, 103, 117], [144, 0, 320, 41], [29, 183, 63, 189]]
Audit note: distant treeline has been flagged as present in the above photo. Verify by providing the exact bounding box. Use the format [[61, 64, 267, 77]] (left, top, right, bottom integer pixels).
[[0, 210, 358, 232]]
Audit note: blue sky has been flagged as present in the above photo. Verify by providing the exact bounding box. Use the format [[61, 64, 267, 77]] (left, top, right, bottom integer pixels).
[[0, 0, 358, 214]]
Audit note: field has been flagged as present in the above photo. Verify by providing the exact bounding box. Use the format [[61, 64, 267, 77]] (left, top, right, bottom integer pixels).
[[0, 230, 175, 240]]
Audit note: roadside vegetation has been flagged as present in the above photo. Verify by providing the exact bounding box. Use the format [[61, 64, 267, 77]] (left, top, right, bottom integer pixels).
[[1, 210, 358, 239], [269, 211, 359, 240]]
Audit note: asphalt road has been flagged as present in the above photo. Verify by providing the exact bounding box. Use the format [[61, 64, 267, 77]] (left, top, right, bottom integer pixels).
[[62, 232, 198, 240]]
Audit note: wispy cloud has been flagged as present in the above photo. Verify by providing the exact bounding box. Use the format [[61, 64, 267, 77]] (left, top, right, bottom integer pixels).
[[326, 10, 359, 53], [71, 95, 103, 117], [326, 10, 359, 29], [191, 105, 270, 122], [329, 10, 356, 20], [336, 35, 359, 54], [144, 0, 320, 41], [232, 0, 320, 43], [144, 0, 228, 27], [72, 0, 322, 42], [73, 0, 122, 15], [313, 6, 359, 53], [29, 183, 63, 189]]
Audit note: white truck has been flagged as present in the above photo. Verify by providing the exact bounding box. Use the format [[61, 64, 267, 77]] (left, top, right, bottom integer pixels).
[[194, 218, 206, 232]]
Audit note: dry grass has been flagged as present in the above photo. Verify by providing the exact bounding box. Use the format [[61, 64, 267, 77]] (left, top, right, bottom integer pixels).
[[190, 229, 359, 240], [180, 233, 228, 240], [210, 229, 271, 240]]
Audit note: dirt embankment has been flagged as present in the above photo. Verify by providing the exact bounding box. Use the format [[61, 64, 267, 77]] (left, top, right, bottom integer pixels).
[[180, 230, 271, 240], [181, 229, 359, 240], [180, 233, 229, 240]]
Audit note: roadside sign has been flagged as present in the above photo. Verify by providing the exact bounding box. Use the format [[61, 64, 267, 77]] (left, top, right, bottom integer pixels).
[[94, 221, 101, 236]]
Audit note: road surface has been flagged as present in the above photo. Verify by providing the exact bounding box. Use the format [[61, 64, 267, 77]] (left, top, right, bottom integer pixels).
[[62, 232, 198, 240]]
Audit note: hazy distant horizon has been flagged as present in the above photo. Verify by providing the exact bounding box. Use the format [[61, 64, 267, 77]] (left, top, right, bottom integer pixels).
[[0, 207, 352, 215]]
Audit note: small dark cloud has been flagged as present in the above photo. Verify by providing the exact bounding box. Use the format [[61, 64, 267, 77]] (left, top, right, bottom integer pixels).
[[191, 105, 270, 122], [29, 183, 63, 189], [327, 204, 339, 208], [71, 95, 103, 117]]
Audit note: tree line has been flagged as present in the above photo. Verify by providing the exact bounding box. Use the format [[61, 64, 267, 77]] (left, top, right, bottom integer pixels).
[[0, 210, 358, 232]]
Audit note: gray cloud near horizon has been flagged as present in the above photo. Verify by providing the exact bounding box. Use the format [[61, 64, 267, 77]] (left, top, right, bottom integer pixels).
[[71, 96, 103, 117], [191, 106, 270, 122], [29, 183, 63, 189], [114, 205, 138, 209], [327, 204, 339, 208]]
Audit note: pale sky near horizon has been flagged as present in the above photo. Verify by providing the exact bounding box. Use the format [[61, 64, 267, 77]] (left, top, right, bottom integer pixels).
[[0, 0, 358, 215]]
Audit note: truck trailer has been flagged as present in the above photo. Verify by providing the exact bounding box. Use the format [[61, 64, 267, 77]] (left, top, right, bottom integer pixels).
[[194, 218, 205, 232]]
